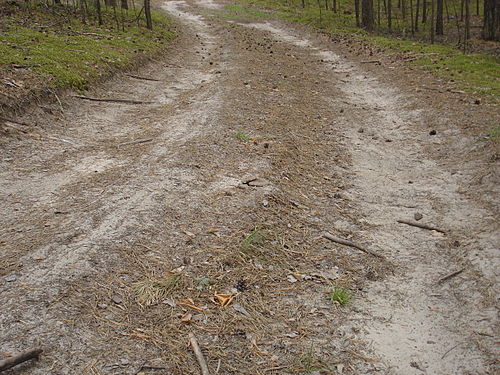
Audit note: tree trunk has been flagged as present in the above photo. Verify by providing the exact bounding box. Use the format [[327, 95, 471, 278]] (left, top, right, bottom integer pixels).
[[121, 0, 127, 9], [482, 0, 499, 40], [415, 0, 420, 30], [436, 0, 443, 34], [422, 0, 427, 22], [95, 0, 102, 25], [430, 0, 435, 42], [387, 0, 392, 29], [362, 0, 374, 30], [355, 0, 361, 26], [144, 0, 152, 30]]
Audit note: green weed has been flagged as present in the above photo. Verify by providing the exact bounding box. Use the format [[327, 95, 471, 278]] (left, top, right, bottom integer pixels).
[[234, 131, 251, 142], [329, 286, 351, 306]]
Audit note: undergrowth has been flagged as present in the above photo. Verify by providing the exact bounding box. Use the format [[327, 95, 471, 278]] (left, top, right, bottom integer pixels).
[[0, 1, 174, 92]]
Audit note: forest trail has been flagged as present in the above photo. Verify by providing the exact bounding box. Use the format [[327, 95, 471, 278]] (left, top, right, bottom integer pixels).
[[0, 0, 498, 374]]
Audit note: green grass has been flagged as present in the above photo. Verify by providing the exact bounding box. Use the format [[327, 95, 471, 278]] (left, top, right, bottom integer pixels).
[[0, 2, 174, 92], [329, 286, 351, 306], [234, 131, 251, 142], [366, 36, 500, 96]]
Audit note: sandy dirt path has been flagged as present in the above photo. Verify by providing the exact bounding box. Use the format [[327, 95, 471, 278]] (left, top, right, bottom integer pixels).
[[1, 0, 498, 374]]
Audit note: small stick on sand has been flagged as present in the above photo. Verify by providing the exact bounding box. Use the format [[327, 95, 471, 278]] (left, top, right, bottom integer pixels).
[[323, 233, 385, 259], [397, 219, 447, 234], [73, 95, 153, 105], [0, 349, 43, 372], [189, 333, 210, 375], [437, 268, 464, 284]]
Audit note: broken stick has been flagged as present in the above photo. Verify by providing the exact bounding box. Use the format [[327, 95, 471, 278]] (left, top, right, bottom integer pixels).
[[119, 138, 153, 147], [188, 332, 210, 375], [126, 74, 161, 82], [73, 95, 153, 105], [323, 233, 385, 259], [397, 219, 447, 234], [0, 349, 43, 372], [437, 268, 464, 284]]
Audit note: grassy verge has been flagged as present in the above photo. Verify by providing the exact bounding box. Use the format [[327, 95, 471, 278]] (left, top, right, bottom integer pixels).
[[0, 1, 174, 95], [235, 0, 499, 100]]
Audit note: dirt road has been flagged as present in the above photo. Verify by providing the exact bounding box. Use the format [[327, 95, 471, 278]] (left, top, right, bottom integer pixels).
[[1, 0, 498, 374]]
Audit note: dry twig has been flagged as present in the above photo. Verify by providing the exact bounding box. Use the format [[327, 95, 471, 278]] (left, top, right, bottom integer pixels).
[[323, 233, 385, 259], [73, 95, 153, 105], [188, 333, 210, 375], [0, 349, 43, 372], [397, 219, 447, 234]]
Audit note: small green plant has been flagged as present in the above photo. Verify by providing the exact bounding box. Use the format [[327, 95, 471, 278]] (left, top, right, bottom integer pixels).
[[329, 286, 351, 306], [241, 228, 265, 249], [234, 131, 251, 142], [299, 345, 322, 374]]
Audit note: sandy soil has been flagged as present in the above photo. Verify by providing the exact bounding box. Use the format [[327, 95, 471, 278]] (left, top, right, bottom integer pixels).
[[0, 0, 498, 374]]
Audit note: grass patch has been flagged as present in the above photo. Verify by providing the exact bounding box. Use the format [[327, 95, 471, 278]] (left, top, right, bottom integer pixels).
[[234, 131, 251, 142], [366, 36, 500, 96], [0, 1, 174, 92], [329, 286, 351, 306], [132, 274, 181, 306]]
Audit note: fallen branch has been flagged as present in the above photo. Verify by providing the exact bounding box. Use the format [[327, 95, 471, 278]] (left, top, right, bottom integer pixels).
[[0, 349, 43, 372], [119, 138, 153, 147], [397, 219, 447, 234], [360, 60, 381, 64], [126, 74, 161, 82], [437, 268, 464, 284], [73, 95, 153, 105], [188, 333, 210, 375], [323, 233, 385, 259]]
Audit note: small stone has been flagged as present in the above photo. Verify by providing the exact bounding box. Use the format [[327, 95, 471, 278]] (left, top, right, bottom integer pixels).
[[385, 139, 392, 142], [429, 130, 437, 135], [287, 275, 298, 283], [414, 213, 423, 221], [358, 128, 364, 133], [119, 358, 129, 366], [474, 99, 481, 105], [111, 295, 123, 304], [262, 199, 269, 207], [98, 303, 108, 309], [4, 274, 16, 282], [333, 193, 342, 199]]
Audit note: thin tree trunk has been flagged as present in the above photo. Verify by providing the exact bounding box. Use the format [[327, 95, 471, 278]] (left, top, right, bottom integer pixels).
[[95, 0, 102, 25], [415, 0, 420, 30], [121, 0, 127, 9], [422, 0, 427, 22], [430, 0, 435, 42], [410, 0, 415, 33], [355, 0, 361, 26], [436, 0, 444, 34], [464, 0, 470, 49], [387, 0, 392, 29], [144, 0, 152, 30]]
